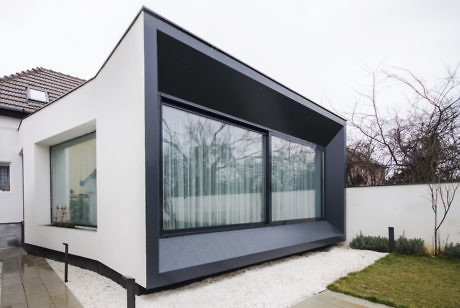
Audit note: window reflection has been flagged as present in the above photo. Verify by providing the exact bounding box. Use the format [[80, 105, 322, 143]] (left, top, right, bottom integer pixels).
[[162, 105, 264, 230], [51, 133, 97, 227], [271, 136, 322, 220]]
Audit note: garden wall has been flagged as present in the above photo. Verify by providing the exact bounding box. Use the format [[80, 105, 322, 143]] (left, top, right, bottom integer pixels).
[[346, 183, 460, 247]]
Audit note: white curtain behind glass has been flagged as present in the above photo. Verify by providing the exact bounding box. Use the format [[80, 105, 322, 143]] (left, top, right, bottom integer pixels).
[[162, 105, 264, 230], [51, 133, 97, 226], [271, 136, 322, 221]]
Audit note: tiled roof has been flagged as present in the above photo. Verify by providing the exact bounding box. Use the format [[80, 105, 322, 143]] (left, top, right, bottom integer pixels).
[[0, 67, 85, 114]]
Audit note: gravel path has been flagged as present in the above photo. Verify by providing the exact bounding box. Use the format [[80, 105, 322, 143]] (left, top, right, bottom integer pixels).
[[47, 246, 386, 308]]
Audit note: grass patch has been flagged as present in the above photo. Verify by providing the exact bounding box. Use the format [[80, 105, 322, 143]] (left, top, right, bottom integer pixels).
[[328, 254, 460, 307]]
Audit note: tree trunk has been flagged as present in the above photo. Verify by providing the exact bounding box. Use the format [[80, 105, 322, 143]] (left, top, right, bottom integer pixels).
[[434, 210, 438, 256]]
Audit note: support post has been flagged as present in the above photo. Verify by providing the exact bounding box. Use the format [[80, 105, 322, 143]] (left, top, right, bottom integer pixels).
[[63, 242, 69, 282], [388, 227, 395, 252], [124, 276, 136, 308]]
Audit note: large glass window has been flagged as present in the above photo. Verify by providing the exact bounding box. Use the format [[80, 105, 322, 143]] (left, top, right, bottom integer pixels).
[[271, 136, 322, 221], [51, 133, 97, 227], [162, 105, 264, 230]]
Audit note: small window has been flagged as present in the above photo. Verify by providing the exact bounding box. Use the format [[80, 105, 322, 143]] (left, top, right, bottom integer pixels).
[[27, 88, 49, 103], [0, 163, 10, 191]]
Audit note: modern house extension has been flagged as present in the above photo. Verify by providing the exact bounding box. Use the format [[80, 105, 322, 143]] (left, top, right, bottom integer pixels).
[[18, 8, 346, 291]]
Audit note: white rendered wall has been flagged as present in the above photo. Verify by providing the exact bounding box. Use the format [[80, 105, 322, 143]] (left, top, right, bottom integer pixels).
[[346, 184, 460, 248], [20, 13, 147, 286], [0, 115, 23, 223]]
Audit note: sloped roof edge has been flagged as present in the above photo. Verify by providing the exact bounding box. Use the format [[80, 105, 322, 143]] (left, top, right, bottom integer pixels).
[[22, 9, 144, 120], [0, 67, 86, 115], [22, 7, 345, 123]]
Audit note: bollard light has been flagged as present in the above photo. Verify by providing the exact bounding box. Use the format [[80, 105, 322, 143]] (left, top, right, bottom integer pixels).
[[388, 227, 395, 253], [63, 242, 69, 282]]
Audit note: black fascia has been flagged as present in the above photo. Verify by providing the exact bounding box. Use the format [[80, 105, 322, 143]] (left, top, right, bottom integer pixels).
[[143, 12, 161, 289], [324, 127, 346, 234]]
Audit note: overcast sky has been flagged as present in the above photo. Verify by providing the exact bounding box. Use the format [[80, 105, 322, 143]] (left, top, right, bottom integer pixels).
[[1, 0, 459, 118]]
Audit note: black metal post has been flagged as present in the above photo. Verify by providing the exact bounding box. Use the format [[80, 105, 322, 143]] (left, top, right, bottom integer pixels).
[[63, 242, 69, 282], [388, 227, 395, 252], [124, 276, 135, 308], [21, 221, 24, 246]]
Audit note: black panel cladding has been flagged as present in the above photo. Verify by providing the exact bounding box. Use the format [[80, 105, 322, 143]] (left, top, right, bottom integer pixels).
[[157, 31, 341, 146]]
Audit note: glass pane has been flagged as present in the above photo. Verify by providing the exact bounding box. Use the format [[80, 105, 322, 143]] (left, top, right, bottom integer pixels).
[[51, 133, 97, 226], [0, 165, 10, 191], [28, 88, 48, 102], [271, 136, 322, 221], [162, 105, 264, 230]]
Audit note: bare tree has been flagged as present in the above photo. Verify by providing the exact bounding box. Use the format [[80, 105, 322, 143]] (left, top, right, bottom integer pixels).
[[348, 66, 459, 254], [346, 140, 386, 187], [428, 182, 459, 255], [349, 66, 459, 184]]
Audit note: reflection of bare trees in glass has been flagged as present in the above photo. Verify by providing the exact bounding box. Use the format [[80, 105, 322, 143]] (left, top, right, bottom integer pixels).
[[162, 106, 264, 229], [271, 137, 323, 221], [271, 137, 319, 192]]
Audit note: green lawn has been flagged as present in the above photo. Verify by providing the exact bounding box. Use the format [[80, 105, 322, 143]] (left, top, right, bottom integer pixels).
[[328, 254, 460, 308]]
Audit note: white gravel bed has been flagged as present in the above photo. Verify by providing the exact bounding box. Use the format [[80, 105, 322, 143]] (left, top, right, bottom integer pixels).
[[47, 246, 386, 308]]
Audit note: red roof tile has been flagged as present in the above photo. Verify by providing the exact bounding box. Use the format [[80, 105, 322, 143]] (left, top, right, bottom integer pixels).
[[0, 67, 85, 114]]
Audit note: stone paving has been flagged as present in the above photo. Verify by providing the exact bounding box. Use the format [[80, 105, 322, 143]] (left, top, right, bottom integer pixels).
[[0, 248, 82, 308], [293, 290, 390, 308]]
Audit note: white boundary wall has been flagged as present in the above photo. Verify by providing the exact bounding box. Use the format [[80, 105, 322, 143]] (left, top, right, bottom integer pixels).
[[346, 184, 460, 247]]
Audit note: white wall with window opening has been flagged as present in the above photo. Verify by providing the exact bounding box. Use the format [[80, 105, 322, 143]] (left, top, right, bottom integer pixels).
[[0, 115, 23, 223]]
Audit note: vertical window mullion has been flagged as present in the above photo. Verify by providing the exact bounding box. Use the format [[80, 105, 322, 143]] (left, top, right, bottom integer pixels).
[[265, 132, 272, 224], [322, 150, 325, 217]]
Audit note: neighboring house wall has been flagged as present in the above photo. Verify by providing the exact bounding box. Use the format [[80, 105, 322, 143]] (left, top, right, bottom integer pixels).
[[20, 13, 146, 286], [0, 115, 23, 223], [347, 184, 460, 246]]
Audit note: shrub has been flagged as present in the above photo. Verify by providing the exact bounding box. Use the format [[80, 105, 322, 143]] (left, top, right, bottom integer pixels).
[[395, 234, 425, 255], [349, 232, 389, 252], [443, 243, 460, 258]]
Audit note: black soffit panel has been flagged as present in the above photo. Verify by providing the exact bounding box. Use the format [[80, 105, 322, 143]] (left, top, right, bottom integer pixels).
[[157, 31, 342, 147]]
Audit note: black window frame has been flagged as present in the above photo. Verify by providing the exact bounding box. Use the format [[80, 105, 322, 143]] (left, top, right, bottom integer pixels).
[[269, 132, 325, 224], [49, 131, 97, 229], [159, 93, 325, 237]]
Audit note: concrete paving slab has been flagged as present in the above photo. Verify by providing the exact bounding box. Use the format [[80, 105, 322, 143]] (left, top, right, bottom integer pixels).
[[0, 249, 82, 308], [292, 290, 390, 308]]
